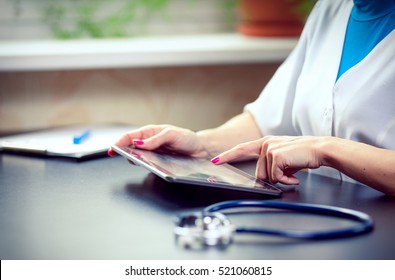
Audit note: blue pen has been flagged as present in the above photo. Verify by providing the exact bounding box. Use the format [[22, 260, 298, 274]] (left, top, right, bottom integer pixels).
[[73, 129, 91, 144]]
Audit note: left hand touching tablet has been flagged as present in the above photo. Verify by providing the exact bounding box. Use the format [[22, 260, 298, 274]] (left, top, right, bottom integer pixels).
[[108, 124, 210, 158]]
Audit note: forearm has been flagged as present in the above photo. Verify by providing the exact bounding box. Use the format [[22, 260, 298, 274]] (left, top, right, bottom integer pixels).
[[196, 111, 262, 156], [321, 137, 395, 196]]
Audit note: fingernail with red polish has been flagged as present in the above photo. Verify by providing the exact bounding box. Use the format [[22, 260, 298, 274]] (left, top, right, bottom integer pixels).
[[133, 139, 144, 145], [107, 149, 117, 157], [211, 157, 220, 164]]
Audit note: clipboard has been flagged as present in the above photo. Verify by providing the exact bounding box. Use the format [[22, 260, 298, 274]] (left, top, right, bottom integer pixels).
[[0, 124, 136, 160]]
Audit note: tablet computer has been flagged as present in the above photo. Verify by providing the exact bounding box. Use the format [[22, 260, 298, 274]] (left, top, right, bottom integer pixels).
[[112, 145, 282, 196]]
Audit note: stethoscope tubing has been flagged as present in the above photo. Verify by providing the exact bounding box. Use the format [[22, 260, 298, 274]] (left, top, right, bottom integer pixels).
[[204, 200, 374, 240]]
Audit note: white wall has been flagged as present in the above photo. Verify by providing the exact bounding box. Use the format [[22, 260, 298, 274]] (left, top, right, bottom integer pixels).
[[0, 63, 279, 132]]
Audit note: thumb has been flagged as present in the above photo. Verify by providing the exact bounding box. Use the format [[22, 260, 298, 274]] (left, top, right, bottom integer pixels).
[[132, 129, 174, 151]]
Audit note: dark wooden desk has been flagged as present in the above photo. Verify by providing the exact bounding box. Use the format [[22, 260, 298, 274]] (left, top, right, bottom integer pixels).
[[1, 153, 394, 259]]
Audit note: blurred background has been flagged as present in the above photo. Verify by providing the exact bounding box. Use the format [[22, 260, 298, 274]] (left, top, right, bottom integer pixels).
[[0, 0, 238, 39], [0, 0, 314, 133]]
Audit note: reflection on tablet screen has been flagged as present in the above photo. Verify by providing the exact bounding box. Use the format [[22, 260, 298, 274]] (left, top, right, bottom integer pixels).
[[112, 145, 282, 196]]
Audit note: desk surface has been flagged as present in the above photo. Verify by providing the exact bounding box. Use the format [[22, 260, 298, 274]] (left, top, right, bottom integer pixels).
[[1, 153, 394, 260]]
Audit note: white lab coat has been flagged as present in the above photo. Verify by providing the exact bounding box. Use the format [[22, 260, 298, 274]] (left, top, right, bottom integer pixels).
[[245, 0, 395, 182]]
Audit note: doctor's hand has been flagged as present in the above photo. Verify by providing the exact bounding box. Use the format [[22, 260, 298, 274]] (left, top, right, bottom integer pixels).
[[108, 124, 209, 158], [211, 136, 325, 185]]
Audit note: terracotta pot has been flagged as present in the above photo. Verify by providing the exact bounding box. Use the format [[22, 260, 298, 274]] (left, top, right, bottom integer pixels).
[[237, 0, 304, 37]]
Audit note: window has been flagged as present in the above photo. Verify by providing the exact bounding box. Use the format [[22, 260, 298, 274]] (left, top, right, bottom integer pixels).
[[0, 0, 237, 40]]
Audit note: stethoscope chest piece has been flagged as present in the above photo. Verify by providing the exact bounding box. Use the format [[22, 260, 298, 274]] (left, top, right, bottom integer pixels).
[[174, 212, 236, 249]]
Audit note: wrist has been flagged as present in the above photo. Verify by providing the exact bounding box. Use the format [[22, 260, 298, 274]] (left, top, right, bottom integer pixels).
[[318, 136, 344, 168], [196, 129, 218, 158]]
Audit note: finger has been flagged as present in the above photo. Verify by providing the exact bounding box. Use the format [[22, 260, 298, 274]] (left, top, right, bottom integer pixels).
[[260, 138, 273, 182], [278, 173, 300, 185], [109, 129, 144, 156], [114, 130, 145, 147], [270, 149, 301, 185], [107, 148, 118, 157], [255, 150, 268, 180], [259, 136, 293, 182], [270, 149, 282, 183], [114, 125, 167, 148], [211, 139, 263, 164], [132, 128, 175, 151], [275, 166, 301, 185]]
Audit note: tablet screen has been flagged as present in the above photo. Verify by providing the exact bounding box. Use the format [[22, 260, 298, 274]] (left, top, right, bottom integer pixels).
[[112, 145, 282, 196]]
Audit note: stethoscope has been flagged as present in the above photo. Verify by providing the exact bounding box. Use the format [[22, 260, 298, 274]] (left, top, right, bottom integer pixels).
[[174, 200, 374, 248]]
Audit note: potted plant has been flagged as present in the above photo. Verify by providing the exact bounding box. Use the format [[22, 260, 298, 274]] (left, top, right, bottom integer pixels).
[[237, 0, 316, 37]]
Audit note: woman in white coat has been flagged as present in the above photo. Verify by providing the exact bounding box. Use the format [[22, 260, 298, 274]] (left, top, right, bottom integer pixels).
[[110, 0, 395, 195]]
